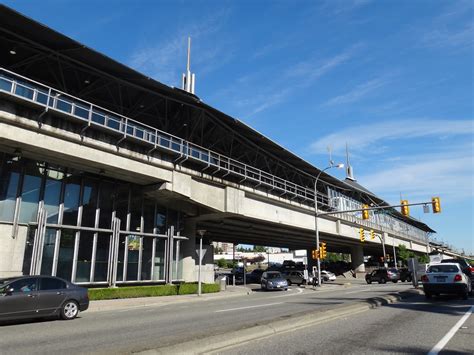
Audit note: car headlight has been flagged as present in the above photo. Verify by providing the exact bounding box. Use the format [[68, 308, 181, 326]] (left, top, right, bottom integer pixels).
[[268, 281, 273, 285]]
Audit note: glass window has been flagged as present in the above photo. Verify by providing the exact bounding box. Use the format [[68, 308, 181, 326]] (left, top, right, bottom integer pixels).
[[115, 184, 129, 230], [143, 199, 155, 233], [15, 84, 34, 100], [126, 235, 140, 281], [8, 278, 37, 293], [81, 178, 99, 227], [129, 189, 142, 232], [40, 229, 57, 276], [56, 230, 75, 281], [76, 231, 94, 282], [40, 277, 66, 290], [19, 161, 43, 223], [0, 77, 13, 91], [153, 238, 166, 280], [62, 176, 81, 225], [44, 175, 62, 224], [0, 157, 21, 222], [155, 205, 166, 234], [98, 181, 114, 229], [73, 103, 89, 120], [141, 237, 153, 280], [94, 233, 110, 282], [56, 96, 72, 113], [91, 111, 105, 125], [116, 235, 126, 281]]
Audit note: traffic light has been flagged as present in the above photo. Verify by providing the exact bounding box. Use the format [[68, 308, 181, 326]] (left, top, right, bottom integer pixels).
[[370, 229, 375, 240], [320, 242, 327, 259], [311, 249, 319, 260], [359, 228, 365, 242], [362, 204, 369, 220], [400, 200, 409, 216], [432, 197, 441, 213]]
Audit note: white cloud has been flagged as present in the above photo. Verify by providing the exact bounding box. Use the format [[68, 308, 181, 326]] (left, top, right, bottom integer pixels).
[[358, 152, 474, 202], [309, 119, 474, 155], [323, 76, 389, 106]]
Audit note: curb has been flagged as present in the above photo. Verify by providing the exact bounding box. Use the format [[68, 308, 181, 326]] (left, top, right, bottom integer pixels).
[[138, 289, 423, 355]]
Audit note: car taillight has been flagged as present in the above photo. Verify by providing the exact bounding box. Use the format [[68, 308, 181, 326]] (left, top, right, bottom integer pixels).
[[469, 267, 474, 273], [454, 274, 462, 282], [421, 275, 429, 283]]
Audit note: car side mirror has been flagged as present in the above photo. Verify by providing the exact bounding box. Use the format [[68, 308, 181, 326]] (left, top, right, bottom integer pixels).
[[2, 287, 14, 296]]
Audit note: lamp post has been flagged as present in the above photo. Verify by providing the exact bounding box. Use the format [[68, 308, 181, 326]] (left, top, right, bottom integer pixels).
[[197, 229, 206, 296], [314, 163, 344, 287]]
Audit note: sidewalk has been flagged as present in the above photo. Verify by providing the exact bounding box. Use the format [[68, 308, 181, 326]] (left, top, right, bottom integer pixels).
[[88, 285, 251, 313]]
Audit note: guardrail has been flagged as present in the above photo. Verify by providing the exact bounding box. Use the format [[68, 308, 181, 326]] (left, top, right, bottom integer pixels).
[[0, 67, 428, 244]]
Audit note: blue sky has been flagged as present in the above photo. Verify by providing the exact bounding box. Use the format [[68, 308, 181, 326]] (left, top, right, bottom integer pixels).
[[5, 0, 473, 254]]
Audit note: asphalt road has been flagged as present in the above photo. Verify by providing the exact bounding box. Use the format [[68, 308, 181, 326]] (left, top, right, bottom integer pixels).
[[215, 294, 474, 355], [0, 281, 414, 354]]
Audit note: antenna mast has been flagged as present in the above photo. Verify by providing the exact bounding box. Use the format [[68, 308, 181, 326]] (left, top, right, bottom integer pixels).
[[182, 37, 196, 94], [345, 143, 355, 181]]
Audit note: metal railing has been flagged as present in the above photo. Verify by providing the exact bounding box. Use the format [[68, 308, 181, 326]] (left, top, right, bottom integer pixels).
[[0, 67, 428, 243]]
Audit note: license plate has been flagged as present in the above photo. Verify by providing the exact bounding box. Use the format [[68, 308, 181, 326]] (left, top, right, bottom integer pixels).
[[277, 285, 281, 288], [435, 277, 446, 282]]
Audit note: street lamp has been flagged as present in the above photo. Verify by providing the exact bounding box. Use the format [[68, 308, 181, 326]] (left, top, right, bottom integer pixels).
[[314, 163, 344, 287], [197, 229, 206, 296]]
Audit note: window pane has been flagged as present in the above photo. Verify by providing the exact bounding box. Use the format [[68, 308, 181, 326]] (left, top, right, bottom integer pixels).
[[81, 178, 99, 227], [44, 176, 62, 224], [153, 239, 165, 280], [155, 205, 166, 234], [143, 199, 155, 233], [126, 235, 140, 281], [94, 233, 110, 282], [19, 161, 43, 223], [40, 278, 66, 290], [62, 176, 81, 225], [40, 229, 57, 276], [0, 158, 20, 222], [141, 237, 153, 280], [98, 181, 114, 229], [56, 230, 75, 281], [129, 189, 142, 232], [116, 235, 126, 281], [76, 231, 94, 282], [115, 184, 129, 230], [9, 278, 37, 293]]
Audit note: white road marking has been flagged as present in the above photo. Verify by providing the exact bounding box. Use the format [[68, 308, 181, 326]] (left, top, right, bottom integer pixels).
[[215, 302, 284, 313], [428, 305, 473, 355]]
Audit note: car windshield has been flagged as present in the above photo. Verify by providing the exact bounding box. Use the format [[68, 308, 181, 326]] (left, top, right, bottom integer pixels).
[[428, 265, 459, 273], [266, 273, 282, 279]]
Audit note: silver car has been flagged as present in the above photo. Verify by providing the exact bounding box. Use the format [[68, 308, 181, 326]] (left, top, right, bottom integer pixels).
[[0, 276, 89, 321], [261, 271, 288, 291]]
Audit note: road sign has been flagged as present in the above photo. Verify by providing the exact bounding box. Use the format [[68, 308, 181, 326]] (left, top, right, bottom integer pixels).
[[195, 248, 207, 262]]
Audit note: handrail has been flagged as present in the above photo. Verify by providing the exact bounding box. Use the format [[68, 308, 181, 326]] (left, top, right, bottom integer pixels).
[[0, 67, 427, 242]]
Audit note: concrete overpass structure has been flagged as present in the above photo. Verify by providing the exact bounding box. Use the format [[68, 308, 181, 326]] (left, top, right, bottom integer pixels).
[[0, 5, 456, 286]]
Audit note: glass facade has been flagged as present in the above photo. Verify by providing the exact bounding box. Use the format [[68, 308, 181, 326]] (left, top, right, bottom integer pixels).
[[0, 153, 185, 285]]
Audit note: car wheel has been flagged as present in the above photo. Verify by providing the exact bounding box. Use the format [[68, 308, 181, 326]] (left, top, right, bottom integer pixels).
[[462, 288, 468, 300], [366, 279, 372, 284], [287, 280, 292, 286], [407, 276, 412, 282], [380, 278, 386, 284], [392, 280, 398, 283], [424, 292, 432, 299], [60, 300, 79, 320]]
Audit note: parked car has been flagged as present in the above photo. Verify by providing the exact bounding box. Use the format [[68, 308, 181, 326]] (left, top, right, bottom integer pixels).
[[321, 270, 336, 282], [421, 263, 472, 300], [283, 271, 306, 286], [247, 269, 265, 283], [261, 271, 288, 291], [0, 276, 89, 321], [398, 268, 413, 282], [365, 268, 400, 284], [440, 258, 474, 288]]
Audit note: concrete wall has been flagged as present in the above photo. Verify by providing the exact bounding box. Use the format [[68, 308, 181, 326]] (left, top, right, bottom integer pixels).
[[0, 223, 28, 277]]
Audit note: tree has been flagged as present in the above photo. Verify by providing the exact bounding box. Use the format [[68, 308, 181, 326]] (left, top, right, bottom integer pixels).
[[217, 258, 227, 268], [397, 244, 414, 265], [253, 245, 267, 252], [417, 254, 430, 264]]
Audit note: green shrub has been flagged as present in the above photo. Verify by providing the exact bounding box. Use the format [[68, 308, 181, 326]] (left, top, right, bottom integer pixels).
[[88, 285, 178, 300], [88, 282, 220, 300]]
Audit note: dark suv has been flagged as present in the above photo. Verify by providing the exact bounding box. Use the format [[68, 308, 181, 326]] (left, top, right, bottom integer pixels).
[[366, 268, 400, 284], [398, 268, 413, 282]]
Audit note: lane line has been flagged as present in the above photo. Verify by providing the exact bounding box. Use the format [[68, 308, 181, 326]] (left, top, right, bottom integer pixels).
[[215, 302, 284, 313], [427, 305, 473, 355]]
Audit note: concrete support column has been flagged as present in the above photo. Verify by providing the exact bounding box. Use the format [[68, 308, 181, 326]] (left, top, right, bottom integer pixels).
[[181, 219, 215, 284], [181, 219, 197, 282], [351, 245, 365, 277]]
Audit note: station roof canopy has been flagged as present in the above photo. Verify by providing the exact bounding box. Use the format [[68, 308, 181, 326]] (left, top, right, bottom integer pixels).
[[0, 5, 435, 233]]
